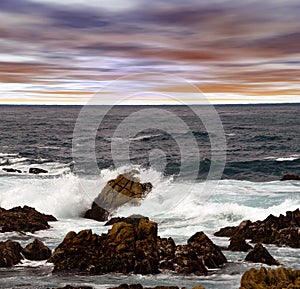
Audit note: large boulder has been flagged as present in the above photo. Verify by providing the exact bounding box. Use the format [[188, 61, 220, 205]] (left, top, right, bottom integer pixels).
[[214, 208, 300, 248], [22, 239, 52, 260], [0, 206, 57, 233], [240, 267, 300, 289], [49, 216, 159, 274], [244, 243, 279, 266], [281, 174, 300, 181], [84, 172, 152, 222], [0, 240, 23, 267]]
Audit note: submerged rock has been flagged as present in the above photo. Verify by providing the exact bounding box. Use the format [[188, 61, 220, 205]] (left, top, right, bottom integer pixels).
[[22, 239, 51, 260], [244, 243, 279, 266], [84, 171, 153, 222], [0, 240, 23, 267], [49, 217, 226, 276], [240, 267, 300, 289], [2, 168, 22, 173], [0, 206, 57, 233], [214, 208, 300, 248], [29, 167, 48, 174], [281, 174, 300, 181]]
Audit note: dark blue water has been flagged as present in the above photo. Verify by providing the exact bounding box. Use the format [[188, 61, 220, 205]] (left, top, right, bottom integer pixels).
[[0, 104, 299, 181]]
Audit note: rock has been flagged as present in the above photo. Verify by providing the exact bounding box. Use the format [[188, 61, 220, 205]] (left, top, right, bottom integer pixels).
[[157, 237, 176, 271], [240, 267, 300, 289], [245, 243, 280, 266], [187, 232, 227, 268], [0, 240, 23, 267], [173, 245, 207, 275], [22, 239, 51, 260], [214, 208, 300, 248], [228, 235, 253, 252], [0, 206, 57, 233], [29, 167, 48, 174], [94, 171, 152, 211], [281, 174, 300, 181], [2, 168, 22, 173], [49, 217, 159, 274], [84, 202, 109, 222]]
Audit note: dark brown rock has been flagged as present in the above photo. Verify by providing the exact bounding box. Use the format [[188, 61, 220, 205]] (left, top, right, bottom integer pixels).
[[240, 267, 300, 289], [281, 174, 300, 181], [22, 239, 51, 260], [84, 202, 109, 222], [29, 167, 48, 174], [49, 217, 159, 274], [0, 240, 23, 267], [228, 235, 253, 252], [0, 206, 57, 233], [214, 208, 300, 248], [187, 232, 227, 268], [245, 243, 280, 266]]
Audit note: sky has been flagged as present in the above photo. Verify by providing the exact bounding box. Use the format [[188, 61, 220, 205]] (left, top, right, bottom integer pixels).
[[0, 0, 299, 104]]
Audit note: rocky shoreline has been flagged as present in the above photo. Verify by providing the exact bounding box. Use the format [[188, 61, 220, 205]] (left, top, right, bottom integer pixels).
[[0, 173, 299, 288]]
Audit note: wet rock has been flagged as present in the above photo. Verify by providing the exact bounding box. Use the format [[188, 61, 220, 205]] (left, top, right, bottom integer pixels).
[[187, 232, 227, 268], [244, 243, 280, 266], [228, 235, 253, 252], [2, 168, 22, 173], [214, 208, 300, 248], [0, 206, 57, 233], [29, 167, 48, 174], [95, 171, 152, 210], [157, 237, 176, 271], [49, 217, 159, 274], [108, 285, 206, 289], [0, 240, 23, 267], [173, 245, 207, 275], [281, 174, 300, 181], [22, 239, 51, 260], [84, 202, 109, 222], [240, 267, 300, 289]]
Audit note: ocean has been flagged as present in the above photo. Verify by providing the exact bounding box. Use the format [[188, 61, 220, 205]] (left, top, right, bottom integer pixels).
[[0, 104, 299, 289]]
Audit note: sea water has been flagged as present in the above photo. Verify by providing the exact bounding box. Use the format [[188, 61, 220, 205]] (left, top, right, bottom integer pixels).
[[0, 104, 299, 288]]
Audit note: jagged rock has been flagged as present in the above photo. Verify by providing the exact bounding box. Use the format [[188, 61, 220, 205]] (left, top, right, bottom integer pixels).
[[214, 208, 300, 248], [49, 217, 159, 274], [29, 167, 48, 174], [281, 174, 300, 181], [49, 216, 225, 276], [173, 244, 207, 275], [240, 267, 300, 289], [0, 240, 23, 267], [245, 243, 280, 266], [157, 237, 176, 271], [22, 239, 51, 260], [84, 202, 109, 222], [228, 235, 253, 252], [0, 206, 57, 233], [2, 168, 22, 173], [187, 232, 227, 268]]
